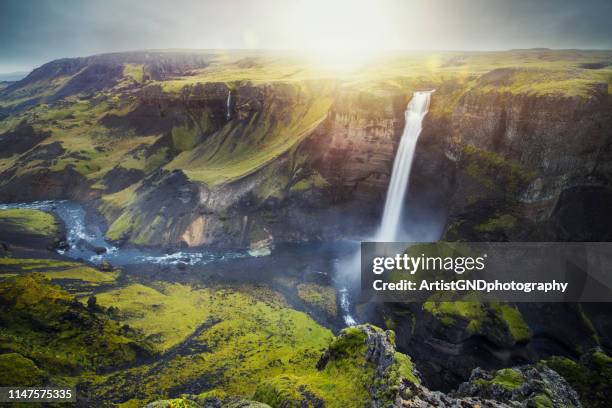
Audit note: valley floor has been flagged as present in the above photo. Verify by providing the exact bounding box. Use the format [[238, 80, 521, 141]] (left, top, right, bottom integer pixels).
[[1, 207, 610, 408]]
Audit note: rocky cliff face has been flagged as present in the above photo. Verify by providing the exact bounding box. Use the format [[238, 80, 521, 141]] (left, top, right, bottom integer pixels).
[[2, 52, 611, 248], [416, 83, 612, 242], [304, 90, 408, 201], [96, 83, 412, 248], [369, 83, 612, 392]]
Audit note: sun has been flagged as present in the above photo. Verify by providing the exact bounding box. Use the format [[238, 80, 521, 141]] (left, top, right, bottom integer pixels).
[[289, 0, 392, 71]]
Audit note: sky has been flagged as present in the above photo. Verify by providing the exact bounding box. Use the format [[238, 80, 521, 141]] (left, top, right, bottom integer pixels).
[[1, 0, 612, 74]]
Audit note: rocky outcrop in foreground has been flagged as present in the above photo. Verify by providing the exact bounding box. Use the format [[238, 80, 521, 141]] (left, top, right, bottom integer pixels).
[[454, 365, 581, 408], [145, 325, 582, 408], [145, 397, 270, 408]]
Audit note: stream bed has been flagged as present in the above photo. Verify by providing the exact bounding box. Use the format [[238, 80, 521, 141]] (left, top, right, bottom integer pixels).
[[0, 200, 360, 325], [0, 200, 248, 266]]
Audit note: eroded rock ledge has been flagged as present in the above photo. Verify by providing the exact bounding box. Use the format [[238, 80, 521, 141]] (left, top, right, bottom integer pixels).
[[146, 324, 583, 408]]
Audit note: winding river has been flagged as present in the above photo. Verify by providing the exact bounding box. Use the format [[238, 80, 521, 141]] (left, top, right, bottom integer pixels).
[[1, 200, 361, 325], [0, 200, 248, 266]]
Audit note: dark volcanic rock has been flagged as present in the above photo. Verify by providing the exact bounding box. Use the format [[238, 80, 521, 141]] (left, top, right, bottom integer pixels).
[[550, 185, 612, 241], [0, 165, 91, 202], [455, 365, 582, 408], [400, 381, 510, 407], [0, 211, 66, 253], [51, 63, 124, 100], [0, 123, 51, 158], [102, 166, 145, 194]]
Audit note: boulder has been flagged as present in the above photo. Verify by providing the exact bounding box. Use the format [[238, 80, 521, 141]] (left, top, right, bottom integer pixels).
[[455, 365, 582, 407]]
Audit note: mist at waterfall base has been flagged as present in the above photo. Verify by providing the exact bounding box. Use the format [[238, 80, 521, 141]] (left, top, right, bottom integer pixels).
[[334, 91, 445, 326]]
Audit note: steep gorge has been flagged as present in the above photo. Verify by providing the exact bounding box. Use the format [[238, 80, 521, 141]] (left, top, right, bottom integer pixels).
[[2, 54, 611, 251], [1, 51, 612, 405]]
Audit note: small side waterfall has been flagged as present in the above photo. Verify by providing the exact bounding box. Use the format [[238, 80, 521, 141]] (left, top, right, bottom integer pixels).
[[226, 90, 232, 120], [339, 288, 357, 326], [377, 91, 433, 241]]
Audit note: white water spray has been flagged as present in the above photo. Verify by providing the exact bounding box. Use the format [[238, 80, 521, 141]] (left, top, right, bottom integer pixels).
[[226, 90, 232, 120], [377, 91, 433, 241], [337, 91, 433, 327]]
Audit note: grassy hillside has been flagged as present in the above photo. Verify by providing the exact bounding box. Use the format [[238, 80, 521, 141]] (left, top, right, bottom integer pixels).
[[2, 49, 610, 191], [0, 253, 420, 407], [0, 208, 60, 237], [1, 49, 609, 220]]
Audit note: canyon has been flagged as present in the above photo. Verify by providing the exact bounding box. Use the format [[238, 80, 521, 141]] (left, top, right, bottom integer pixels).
[[1, 49, 611, 407]]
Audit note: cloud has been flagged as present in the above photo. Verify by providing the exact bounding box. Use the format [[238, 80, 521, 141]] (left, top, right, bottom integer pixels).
[[1, 0, 611, 73]]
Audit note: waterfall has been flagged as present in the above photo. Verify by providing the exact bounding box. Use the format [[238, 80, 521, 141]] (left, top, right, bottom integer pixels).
[[377, 91, 433, 241], [226, 90, 231, 120], [336, 91, 433, 327]]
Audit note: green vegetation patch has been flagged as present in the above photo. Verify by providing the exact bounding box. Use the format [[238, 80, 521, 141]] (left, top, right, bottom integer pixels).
[[171, 124, 201, 152], [105, 211, 143, 241], [0, 274, 152, 380], [423, 294, 532, 344], [0, 208, 60, 237], [296, 283, 337, 318], [489, 368, 525, 390], [255, 325, 419, 408], [123, 63, 145, 83], [0, 353, 47, 386], [165, 84, 333, 185], [0, 257, 118, 290], [475, 67, 606, 98], [462, 144, 536, 200], [477, 214, 517, 233], [95, 283, 220, 352], [91, 283, 334, 405], [544, 351, 612, 408]]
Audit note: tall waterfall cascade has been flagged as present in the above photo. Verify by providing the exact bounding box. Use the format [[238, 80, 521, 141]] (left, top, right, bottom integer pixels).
[[226, 90, 232, 120], [377, 91, 433, 241]]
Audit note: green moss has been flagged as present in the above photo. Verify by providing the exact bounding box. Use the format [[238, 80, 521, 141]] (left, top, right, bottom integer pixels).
[[477, 214, 517, 232], [0, 274, 152, 378], [106, 211, 142, 241], [326, 326, 368, 359], [0, 258, 80, 270], [532, 393, 554, 408], [577, 304, 601, 344], [490, 368, 525, 390], [0, 353, 47, 386], [462, 144, 537, 201], [0, 208, 60, 237], [123, 64, 145, 83], [165, 84, 333, 185], [544, 351, 612, 408], [145, 147, 172, 173], [144, 398, 202, 408], [491, 303, 532, 343], [384, 317, 395, 331], [95, 283, 223, 352], [92, 283, 334, 405], [133, 214, 166, 245], [423, 296, 531, 343], [394, 352, 419, 385], [0, 257, 118, 288], [296, 283, 337, 317], [99, 182, 141, 219], [254, 325, 417, 407], [475, 67, 603, 98], [171, 124, 201, 152], [253, 375, 318, 408]]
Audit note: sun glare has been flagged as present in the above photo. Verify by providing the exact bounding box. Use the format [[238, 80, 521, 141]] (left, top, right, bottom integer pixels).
[[290, 0, 392, 71]]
